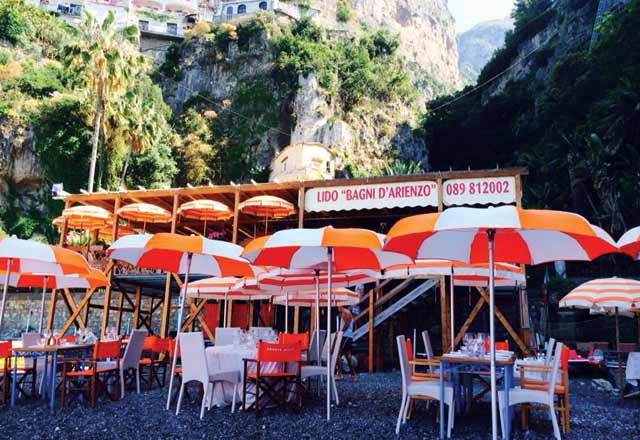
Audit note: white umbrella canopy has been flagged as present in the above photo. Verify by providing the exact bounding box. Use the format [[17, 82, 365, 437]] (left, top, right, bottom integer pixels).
[[385, 206, 618, 440], [272, 288, 360, 307]]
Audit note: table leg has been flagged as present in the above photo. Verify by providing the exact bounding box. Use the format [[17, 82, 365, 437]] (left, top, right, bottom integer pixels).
[[439, 361, 445, 439], [10, 353, 18, 407], [41, 354, 49, 400], [49, 353, 57, 412], [504, 365, 512, 440]]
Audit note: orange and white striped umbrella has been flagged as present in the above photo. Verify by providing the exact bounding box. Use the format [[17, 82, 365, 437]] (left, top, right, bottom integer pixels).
[[258, 269, 377, 292], [617, 226, 640, 259], [243, 227, 411, 272], [107, 233, 252, 277], [62, 205, 111, 228], [559, 278, 640, 310], [382, 260, 525, 286], [385, 206, 618, 264], [117, 203, 172, 224], [385, 206, 617, 439], [273, 288, 359, 307], [185, 276, 268, 300], [178, 200, 232, 222], [53, 216, 104, 231], [238, 195, 295, 218]]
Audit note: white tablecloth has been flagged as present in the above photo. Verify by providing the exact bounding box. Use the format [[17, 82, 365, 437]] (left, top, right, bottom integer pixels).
[[205, 345, 285, 407], [626, 352, 640, 386]]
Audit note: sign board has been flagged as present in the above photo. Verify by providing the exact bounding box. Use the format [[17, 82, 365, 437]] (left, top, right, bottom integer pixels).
[[305, 181, 438, 212], [443, 176, 516, 206]]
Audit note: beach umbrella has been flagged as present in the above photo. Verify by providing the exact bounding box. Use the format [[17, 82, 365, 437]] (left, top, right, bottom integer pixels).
[[617, 225, 640, 259], [258, 268, 376, 361], [178, 199, 232, 236], [385, 206, 618, 440], [62, 205, 111, 227], [559, 277, 640, 404], [272, 288, 360, 307], [106, 232, 252, 410], [238, 195, 295, 234], [3, 268, 108, 333], [185, 275, 271, 327], [116, 203, 171, 232], [242, 227, 410, 420], [0, 237, 93, 332]]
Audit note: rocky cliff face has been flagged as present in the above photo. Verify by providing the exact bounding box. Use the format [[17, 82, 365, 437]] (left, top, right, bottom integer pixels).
[[457, 18, 513, 84], [314, 0, 461, 99]]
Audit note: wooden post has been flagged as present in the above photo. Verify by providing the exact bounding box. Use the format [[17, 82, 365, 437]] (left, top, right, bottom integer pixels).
[[100, 197, 120, 338], [298, 186, 305, 228], [46, 289, 58, 331], [368, 282, 376, 373], [82, 288, 91, 325], [115, 292, 125, 334], [440, 276, 449, 354], [232, 190, 240, 244], [133, 287, 141, 329], [148, 296, 155, 333], [310, 304, 316, 336], [293, 306, 300, 333], [514, 174, 530, 348], [160, 192, 179, 338], [59, 199, 71, 247], [227, 300, 234, 327]]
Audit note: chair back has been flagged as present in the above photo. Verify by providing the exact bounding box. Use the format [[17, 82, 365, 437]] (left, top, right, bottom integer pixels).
[[0, 341, 11, 358], [547, 342, 564, 396], [279, 332, 309, 350], [405, 338, 414, 361], [143, 336, 158, 352], [396, 335, 411, 393], [320, 332, 337, 363], [22, 332, 40, 347], [421, 330, 434, 359], [168, 338, 181, 361], [178, 332, 209, 385], [152, 337, 170, 355], [63, 336, 77, 343], [94, 339, 122, 361], [560, 345, 569, 371], [495, 340, 509, 351], [215, 327, 240, 346], [121, 329, 147, 369], [256, 342, 302, 363], [328, 331, 343, 372], [309, 329, 326, 363], [544, 338, 556, 366]]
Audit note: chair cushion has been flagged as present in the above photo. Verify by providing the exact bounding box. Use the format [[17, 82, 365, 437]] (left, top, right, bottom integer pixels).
[[301, 365, 325, 379], [65, 367, 117, 377], [247, 371, 296, 379], [408, 381, 453, 401]]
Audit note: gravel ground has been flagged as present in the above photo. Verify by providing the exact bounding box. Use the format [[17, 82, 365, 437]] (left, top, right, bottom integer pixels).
[[1, 372, 638, 439]]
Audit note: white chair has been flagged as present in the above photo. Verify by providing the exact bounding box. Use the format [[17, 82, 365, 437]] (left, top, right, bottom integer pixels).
[[396, 335, 455, 437], [498, 342, 564, 440], [301, 331, 342, 404], [119, 329, 147, 397], [214, 327, 240, 346], [307, 329, 327, 365], [176, 332, 241, 419]]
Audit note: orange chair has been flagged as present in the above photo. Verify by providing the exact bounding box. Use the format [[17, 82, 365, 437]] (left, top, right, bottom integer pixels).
[[279, 332, 310, 352], [0, 341, 11, 404], [167, 338, 185, 404], [60, 339, 122, 408], [495, 340, 509, 351], [242, 342, 302, 416], [0, 341, 37, 401], [140, 337, 170, 389]]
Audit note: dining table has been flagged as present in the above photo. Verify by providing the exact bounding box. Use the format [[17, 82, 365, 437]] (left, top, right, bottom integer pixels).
[[437, 352, 516, 440], [11, 343, 93, 412]]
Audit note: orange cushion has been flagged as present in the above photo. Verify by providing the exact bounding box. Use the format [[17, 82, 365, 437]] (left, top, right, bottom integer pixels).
[[247, 371, 296, 379], [139, 358, 153, 365], [65, 367, 116, 377]]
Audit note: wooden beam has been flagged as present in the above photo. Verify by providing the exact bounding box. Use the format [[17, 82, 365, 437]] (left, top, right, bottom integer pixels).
[[440, 276, 449, 353], [475, 287, 530, 356], [293, 306, 300, 333], [180, 300, 207, 330], [59, 289, 96, 335], [368, 282, 376, 373], [227, 300, 233, 327], [62, 289, 86, 329], [133, 287, 141, 329], [160, 193, 179, 338], [232, 190, 240, 244], [454, 296, 486, 347], [59, 199, 71, 247], [46, 289, 58, 331], [115, 291, 125, 334], [82, 289, 91, 325]]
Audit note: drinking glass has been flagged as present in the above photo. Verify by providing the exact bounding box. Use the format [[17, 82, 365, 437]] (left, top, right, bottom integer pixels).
[[43, 329, 52, 345], [53, 329, 62, 345]]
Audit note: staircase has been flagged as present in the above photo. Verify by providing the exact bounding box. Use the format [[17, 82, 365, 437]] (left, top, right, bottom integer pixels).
[[352, 278, 439, 342]]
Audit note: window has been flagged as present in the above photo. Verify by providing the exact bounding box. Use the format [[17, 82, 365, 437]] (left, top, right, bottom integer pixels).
[[167, 23, 177, 35], [237, 4, 246, 14], [138, 20, 149, 31], [226, 6, 233, 18], [259, 1, 268, 10]]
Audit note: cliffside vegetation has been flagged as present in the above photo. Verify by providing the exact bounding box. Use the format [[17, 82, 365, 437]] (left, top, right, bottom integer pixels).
[[422, 0, 640, 237]]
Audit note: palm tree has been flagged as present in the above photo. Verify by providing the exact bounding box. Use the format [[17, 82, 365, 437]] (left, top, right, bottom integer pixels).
[[66, 12, 144, 192]]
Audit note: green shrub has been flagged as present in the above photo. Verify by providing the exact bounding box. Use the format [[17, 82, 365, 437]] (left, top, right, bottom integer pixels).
[[154, 43, 182, 81], [14, 63, 64, 97], [0, 48, 12, 64], [336, 0, 352, 22], [0, 5, 27, 44]]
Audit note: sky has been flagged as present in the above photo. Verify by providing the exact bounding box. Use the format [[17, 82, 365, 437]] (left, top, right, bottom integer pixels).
[[448, 0, 515, 33]]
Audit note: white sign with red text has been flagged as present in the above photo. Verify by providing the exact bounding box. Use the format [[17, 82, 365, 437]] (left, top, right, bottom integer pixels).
[[443, 176, 516, 206], [305, 181, 438, 212]]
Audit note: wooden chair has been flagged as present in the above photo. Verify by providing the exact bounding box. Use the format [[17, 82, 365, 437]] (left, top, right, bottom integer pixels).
[[1, 340, 38, 401], [242, 342, 302, 416], [60, 339, 122, 408], [280, 332, 309, 360], [140, 336, 170, 389]]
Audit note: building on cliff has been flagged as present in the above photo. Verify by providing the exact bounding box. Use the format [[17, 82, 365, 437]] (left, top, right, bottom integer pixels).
[[269, 142, 336, 183]]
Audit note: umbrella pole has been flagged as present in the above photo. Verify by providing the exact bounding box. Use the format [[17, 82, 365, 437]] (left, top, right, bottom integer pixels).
[[616, 307, 624, 405], [326, 247, 333, 421], [488, 229, 498, 440], [166, 253, 193, 411], [315, 273, 321, 367], [0, 258, 12, 333], [38, 276, 48, 334], [285, 291, 289, 333], [450, 269, 455, 353], [203, 219, 207, 237]]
